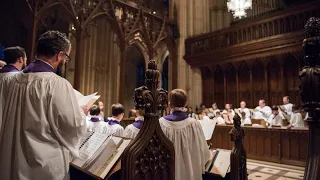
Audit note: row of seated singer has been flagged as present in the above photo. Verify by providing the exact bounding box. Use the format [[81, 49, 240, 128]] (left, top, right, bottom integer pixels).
[[188, 103, 307, 129]]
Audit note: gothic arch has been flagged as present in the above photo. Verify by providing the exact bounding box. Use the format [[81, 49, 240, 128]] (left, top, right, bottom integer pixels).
[[213, 65, 224, 109], [226, 64, 237, 107], [252, 61, 265, 104], [238, 62, 251, 107], [268, 58, 281, 105]]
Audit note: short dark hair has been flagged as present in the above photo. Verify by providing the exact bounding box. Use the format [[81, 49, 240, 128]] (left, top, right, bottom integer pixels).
[[90, 105, 101, 116], [36, 31, 70, 58], [111, 103, 125, 116], [4, 46, 26, 64], [169, 89, 187, 107], [272, 105, 278, 111], [283, 96, 289, 100]]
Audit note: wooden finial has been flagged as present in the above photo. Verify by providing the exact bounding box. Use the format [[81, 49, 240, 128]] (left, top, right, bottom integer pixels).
[[121, 59, 175, 180], [300, 17, 320, 180]]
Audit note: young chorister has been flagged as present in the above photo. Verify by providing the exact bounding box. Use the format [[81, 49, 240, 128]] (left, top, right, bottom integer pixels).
[[86, 105, 106, 133], [123, 109, 144, 139], [222, 104, 235, 124], [268, 105, 283, 126], [159, 89, 211, 180], [103, 103, 125, 137], [214, 111, 226, 124], [287, 105, 305, 129]]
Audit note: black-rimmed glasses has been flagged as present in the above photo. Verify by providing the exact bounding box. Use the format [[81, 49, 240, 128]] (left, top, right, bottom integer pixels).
[[64, 52, 71, 63]]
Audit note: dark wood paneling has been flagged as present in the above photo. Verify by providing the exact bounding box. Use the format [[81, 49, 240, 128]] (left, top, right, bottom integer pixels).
[[213, 67, 225, 109], [208, 125, 308, 166]]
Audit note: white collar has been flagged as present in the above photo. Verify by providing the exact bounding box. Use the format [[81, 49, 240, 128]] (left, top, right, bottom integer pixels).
[[110, 117, 121, 122], [135, 116, 144, 121]]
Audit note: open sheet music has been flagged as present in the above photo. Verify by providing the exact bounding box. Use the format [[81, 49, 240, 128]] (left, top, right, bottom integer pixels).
[[199, 118, 217, 140], [205, 149, 231, 178], [73, 89, 100, 108], [71, 132, 131, 179]]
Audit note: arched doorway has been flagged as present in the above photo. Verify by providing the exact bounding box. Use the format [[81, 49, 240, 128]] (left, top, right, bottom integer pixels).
[[162, 57, 168, 91], [124, 45, 146, 116]]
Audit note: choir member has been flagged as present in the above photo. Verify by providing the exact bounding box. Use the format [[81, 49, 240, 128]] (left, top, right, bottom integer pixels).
[[0, 46, 27, 77], [187, 107, 196, 118], [103, 103, 125, 136], [199, 108, 210, 120], [222, 104, 235, 124], [123, 109, 144, 139], [0, 31, 87, 180], [214, 111, 225, 124], [268, 105, 283, 126], [287, 105, 305, 129], [251, 99, 272, 121], [159, 89, 211, 180], [208, 102, 219, 117], [236, 101, 251, 125], [279, 96, 293, 119], [97, 100, 106, 121], [86, 105, 107, 133]]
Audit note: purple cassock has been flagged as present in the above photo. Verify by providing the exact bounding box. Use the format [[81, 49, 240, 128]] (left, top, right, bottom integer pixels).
[[23, 60, 55, 73], [163, 110, 189, 122], [0, 65, 19, 73]]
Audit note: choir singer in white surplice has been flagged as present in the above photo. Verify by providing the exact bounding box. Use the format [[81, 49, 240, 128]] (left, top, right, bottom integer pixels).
[[0, 31, 87, 180], [159, 89, 211, 180], [251, 99, 272, 121]]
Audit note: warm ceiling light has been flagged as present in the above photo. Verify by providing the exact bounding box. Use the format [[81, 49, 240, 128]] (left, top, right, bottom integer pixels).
[[227, 0, 252, 18]]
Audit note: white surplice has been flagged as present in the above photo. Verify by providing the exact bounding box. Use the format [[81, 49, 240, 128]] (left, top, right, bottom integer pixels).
[[252, 106, 272, 120], [279, 103, 293, 119], [0, 72, 18, 131], [159, 117, 210, 180], [123, 116, 144, 139], [268, 114, 283, 126], [86, 116, 107, 133], [215, 116, 225, 124], [102, 117, 124, 137], [0, 72, 86, 180], [289, 112, 305, 128]]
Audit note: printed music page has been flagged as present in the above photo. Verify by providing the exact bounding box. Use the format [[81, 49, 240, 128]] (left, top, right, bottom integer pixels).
[[210, 149, 231, 178]]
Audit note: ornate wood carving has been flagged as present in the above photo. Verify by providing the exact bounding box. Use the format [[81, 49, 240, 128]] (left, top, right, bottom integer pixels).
[[300, 17, 320, 180], [184, 2, 320, 67], [121, 59, 175, 180], [230, 114, 248, 180], [22, 0, 177, 95]]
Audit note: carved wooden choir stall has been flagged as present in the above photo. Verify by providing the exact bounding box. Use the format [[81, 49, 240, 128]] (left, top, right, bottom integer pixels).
[[300, 17, 320, 180]]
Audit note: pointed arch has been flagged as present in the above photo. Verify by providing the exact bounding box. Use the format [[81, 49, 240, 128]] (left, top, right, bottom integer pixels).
[[238, 62, 251, 107], [213, 65, 224, 109], [268, 57, 281, 105], [284, 54, 300, 104], [252, 60, 266, 104], [226, 64, 237, 107]]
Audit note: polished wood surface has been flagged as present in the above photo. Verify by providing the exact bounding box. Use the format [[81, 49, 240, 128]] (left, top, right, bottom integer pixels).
[[209, 125, 308, 167]]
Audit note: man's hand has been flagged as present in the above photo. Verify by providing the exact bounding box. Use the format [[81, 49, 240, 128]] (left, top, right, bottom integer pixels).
[[81, 105, 88, 115]]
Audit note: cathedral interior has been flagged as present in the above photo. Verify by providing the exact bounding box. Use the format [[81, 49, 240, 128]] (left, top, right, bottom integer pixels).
[[1, 0, 320, 179]]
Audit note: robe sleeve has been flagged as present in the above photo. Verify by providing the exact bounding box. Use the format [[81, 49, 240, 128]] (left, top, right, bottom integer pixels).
[[262, 107, 272, 119], [114, 126, 124, 137], [47, 79, 86, 157]]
